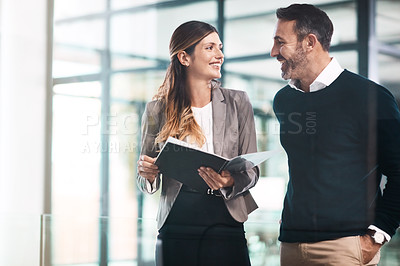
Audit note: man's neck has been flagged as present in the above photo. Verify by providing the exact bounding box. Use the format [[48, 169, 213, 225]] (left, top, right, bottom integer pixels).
[[296, 54, 332, 92]]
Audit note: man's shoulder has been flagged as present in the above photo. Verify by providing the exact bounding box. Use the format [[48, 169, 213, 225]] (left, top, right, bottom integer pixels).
[[276, 84, 292, 94], [340, 70, 383, 88], [273, 85, 293, 101], [272, 85, 293, 114], [340, 70, 393, 98]]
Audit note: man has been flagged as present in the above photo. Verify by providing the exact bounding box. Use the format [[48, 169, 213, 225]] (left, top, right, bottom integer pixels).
[[271, 4, 400, 266]]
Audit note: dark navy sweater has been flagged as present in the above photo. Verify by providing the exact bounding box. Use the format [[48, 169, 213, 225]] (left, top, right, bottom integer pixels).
[[273, 70, 400, 243]]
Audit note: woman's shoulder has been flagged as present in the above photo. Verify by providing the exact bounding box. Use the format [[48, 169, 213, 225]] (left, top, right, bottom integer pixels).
[[143, 99, 166, 126], [212, 79, 246, 97], [217, 86, 250, 103], [145, 99, 165, 113]]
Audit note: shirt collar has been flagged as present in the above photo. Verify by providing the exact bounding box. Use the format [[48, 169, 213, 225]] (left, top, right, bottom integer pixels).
[[288, 57, 344, 93]]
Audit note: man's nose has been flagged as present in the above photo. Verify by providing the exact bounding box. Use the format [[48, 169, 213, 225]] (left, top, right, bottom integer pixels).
[[270, 44, 279, 58]]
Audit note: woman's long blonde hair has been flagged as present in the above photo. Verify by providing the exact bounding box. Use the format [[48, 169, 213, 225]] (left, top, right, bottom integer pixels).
[[154, 21, 218, 146]]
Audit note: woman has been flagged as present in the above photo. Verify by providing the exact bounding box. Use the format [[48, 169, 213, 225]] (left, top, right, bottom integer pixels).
[[137, 20, 259, 266]]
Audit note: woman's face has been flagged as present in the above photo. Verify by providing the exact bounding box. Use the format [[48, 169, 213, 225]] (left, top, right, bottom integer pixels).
[[186, 32, 224, 81]]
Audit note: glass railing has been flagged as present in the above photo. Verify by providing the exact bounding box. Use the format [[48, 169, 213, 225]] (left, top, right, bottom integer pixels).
[[40, 215, 159, 266], [0, 214, 396, 265]]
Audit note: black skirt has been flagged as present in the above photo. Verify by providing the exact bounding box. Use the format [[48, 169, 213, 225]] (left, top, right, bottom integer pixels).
[[156, 185, 251, 266]]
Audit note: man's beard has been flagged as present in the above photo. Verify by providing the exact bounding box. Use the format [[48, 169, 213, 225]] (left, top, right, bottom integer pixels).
[[281, 45, 307, 80]]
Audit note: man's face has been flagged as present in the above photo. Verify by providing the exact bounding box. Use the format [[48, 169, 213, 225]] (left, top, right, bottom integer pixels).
[[271, 19, 308, 80]]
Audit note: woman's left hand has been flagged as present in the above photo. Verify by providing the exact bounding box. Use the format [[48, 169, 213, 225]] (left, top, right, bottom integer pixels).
[[198, 167, 234, 191]]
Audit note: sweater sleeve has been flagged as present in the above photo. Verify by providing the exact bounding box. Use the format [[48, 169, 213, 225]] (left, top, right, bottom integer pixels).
[[374, 87, 400, 237]]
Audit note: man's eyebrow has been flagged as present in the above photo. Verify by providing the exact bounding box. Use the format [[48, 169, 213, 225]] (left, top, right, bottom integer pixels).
[[274, 36, 283, 40]]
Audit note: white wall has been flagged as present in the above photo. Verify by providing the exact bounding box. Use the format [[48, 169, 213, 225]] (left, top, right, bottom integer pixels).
[[0, 0, 51, 264]]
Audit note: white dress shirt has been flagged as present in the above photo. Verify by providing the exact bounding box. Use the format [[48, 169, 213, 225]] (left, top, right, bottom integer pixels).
[[289, 57, 344, 92]]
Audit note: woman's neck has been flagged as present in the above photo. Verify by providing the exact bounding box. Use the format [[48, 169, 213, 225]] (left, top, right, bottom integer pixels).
[[186, 78, 212, 108]]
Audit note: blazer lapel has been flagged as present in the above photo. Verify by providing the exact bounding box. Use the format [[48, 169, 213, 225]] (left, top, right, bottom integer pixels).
[[212, 82, 226, 156]]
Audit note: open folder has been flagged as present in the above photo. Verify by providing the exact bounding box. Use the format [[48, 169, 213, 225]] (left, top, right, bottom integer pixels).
[[154, 137, 281, 194]]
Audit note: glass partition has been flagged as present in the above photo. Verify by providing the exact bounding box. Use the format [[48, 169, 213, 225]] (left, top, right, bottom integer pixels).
[[50, 1, 400, 265], [40, 215, 400, 266]]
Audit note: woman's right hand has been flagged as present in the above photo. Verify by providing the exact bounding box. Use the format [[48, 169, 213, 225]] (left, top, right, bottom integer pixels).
[[137, 155, 159, 184]]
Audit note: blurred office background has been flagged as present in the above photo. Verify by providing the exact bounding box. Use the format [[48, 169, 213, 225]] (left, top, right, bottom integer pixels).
[[0, 0, 399, 265]]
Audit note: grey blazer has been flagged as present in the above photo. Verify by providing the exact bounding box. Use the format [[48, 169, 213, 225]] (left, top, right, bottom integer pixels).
[[137, 81, 259, 229]]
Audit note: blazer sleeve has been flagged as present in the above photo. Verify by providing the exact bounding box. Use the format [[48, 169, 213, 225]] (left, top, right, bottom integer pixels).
[[220, 91, 260, 199], [136, 101, 162, 194]]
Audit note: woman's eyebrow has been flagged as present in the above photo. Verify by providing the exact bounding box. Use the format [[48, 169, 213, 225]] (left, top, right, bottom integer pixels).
[[203, 42, 223, 46]]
